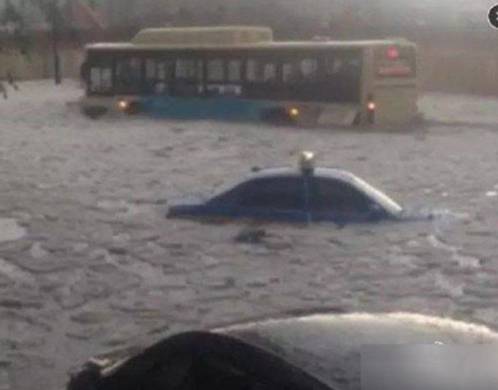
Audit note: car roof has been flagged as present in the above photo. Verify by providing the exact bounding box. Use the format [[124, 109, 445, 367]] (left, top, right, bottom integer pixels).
[[248, 167, 357, 182], [214, 312, 498, 390], [242, 167, 403, 214], [210, 166, 352, 197]]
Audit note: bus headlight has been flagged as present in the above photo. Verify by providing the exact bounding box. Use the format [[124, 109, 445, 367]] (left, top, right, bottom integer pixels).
[[117, 100, 129, 111], [289, 107, 300, 118], [366, 95, 376, 124]]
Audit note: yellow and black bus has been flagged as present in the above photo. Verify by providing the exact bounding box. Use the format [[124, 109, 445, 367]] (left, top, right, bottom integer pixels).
[[80, 26, 418, 127]]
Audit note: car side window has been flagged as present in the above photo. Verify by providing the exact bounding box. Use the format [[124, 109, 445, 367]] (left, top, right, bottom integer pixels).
[[311, 178, 371, 214], [207, 183, 245, 206], [238, 177, 304, 211]]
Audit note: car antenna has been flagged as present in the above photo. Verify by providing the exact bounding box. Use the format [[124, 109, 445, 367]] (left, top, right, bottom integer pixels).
[[299, 151, 315, 175]]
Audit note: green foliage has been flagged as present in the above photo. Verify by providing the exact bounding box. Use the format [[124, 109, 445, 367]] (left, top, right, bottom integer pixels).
[[29, 0, 65, 27], [1, 0, 24, 27], [0, 0, 31, 56]]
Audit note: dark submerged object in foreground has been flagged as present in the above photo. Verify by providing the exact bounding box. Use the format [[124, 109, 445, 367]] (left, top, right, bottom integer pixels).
[[167, 152, 403, 225], [67, 312, 498, 390]]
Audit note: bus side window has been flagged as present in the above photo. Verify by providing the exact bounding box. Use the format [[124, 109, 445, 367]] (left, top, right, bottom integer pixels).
[[282, 62, 298, 83], [300, 58, 318, 81], [145, 59, 156, 80], [263, 63, 277, 82], [282, 58, 318, 84], [324, 58, 343, 76], [206, 59, 224, 82], [227, 60, 242, 82], [246, 59, 258, 82], [145, 59, 174, 95], [145, 58, 156, 93], [246, 59, 276, 83], [206, 59, 225, 97], [157, 62, 166, 80], [176, 59, 199, 81], [174, 59, 203, 97], [321, 53, 362, 103], [115, 57, 142, 94], [206, 59, 242, 97]]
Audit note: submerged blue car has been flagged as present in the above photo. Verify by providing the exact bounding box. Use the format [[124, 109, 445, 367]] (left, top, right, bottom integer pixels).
[[167, 153, 403, 225]]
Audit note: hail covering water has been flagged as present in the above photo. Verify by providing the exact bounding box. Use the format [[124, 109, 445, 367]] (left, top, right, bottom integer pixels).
[[0, 81, 497, 389]]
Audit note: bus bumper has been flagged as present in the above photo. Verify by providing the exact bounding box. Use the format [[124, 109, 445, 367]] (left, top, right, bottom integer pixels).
[[79, 96, 140, 118]]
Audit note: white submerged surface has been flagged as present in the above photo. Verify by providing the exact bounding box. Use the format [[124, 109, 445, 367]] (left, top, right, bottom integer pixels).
[[0, 218, 26, 242]]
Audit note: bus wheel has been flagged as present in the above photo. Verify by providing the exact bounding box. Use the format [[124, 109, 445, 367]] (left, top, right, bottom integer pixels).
[[82, 106, 108, 120]]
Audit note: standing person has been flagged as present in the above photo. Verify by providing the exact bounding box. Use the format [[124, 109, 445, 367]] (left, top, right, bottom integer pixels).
[[7, 71, 18, 90]]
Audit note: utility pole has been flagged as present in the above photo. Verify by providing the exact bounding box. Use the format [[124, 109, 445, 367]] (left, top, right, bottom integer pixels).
[[50, 0, 61, 85]]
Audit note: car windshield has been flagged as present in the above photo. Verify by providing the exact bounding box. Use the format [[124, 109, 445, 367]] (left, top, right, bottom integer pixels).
[[350, 175, 403, 215], [2, 2, 497, 390]]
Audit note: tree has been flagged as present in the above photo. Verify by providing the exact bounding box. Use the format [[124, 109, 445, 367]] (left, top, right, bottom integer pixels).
[[175, 6, 193, 26], [29, 0, 65, 85], [0, 0, 28, 97], [1, 0, 28, 55], [212, 5, 226, 25]]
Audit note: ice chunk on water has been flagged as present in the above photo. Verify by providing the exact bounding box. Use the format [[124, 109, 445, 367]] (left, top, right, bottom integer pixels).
[[0, 218, 25, 242], [30, 242, 48, 259]]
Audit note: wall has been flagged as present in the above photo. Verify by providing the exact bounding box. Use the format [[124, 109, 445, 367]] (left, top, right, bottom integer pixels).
[[0, 31, 89, 81], [0, 47, 84, 80], [418, 46, 498, 96]]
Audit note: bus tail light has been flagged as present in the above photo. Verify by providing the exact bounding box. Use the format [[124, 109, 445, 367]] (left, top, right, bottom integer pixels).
[[387, 46, 400, 60]]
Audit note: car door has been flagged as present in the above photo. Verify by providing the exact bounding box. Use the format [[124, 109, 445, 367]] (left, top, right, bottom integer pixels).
[[234, 176, 309, 223], [309, 177, 378, 224]]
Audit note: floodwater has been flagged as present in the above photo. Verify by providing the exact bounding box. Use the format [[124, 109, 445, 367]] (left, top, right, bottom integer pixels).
[[0, 81, 497, 389]]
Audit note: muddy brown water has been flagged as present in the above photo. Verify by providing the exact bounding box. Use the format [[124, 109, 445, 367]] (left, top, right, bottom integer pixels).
[[0, 81, 497, 389]]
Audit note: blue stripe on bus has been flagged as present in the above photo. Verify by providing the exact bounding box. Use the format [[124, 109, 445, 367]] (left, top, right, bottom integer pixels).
[[139, 96, 274, 121]]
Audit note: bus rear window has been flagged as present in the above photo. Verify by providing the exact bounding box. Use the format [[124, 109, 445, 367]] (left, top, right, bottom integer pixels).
[[376, 46, 416, 78]]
